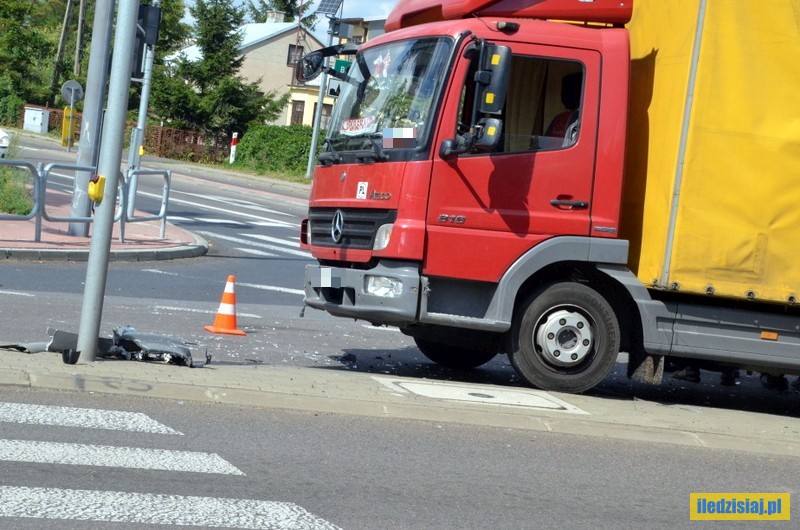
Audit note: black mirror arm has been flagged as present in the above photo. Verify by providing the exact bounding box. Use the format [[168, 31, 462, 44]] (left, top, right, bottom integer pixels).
[[440, 132, 474, 160]]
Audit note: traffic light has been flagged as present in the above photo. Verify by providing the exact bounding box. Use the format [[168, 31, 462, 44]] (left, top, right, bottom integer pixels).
[[139, 5, 162, 46], [132, 5, 161, 78]]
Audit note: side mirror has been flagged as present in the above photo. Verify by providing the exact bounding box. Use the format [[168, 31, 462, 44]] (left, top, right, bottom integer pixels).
[[439, 118, 502, 159], [476, 44, 511, 115], [474, 118, 502, 151], [296, 51, 325, 82], [295, 43, 359, 83]]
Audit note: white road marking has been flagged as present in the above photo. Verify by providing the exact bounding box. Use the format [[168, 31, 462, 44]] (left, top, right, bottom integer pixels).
[[244, 233, 305, 248], [0, 487, 340, 529], [0, 439, 244, 474], [194, 217, 248, 226], [198, 231, 312, 258], [251, 221, 302, 228], [137, 192, 298, 227], [172, 191, 295, 217], [141, 268, 180, 276], [238, 247, 279, 257], [0, 290, 35, 297], [0, 403, 181, 434], [152, 306, 262, 319], [238, 282, 305, 296]]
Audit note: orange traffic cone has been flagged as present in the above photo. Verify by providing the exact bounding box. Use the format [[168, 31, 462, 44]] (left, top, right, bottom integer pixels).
[[204, 275, 246, 335]]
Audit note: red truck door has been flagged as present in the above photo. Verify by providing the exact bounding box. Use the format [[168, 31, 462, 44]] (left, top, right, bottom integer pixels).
[[426, 43, 601, 283]]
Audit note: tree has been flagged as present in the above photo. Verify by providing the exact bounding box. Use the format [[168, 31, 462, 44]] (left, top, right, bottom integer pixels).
[[247, 0, 317, 29], [0, 0, 53, 105], [150, 0, 289, 146]]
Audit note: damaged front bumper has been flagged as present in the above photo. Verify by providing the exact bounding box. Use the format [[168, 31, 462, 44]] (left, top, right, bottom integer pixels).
[[303, 260, 421, 325]]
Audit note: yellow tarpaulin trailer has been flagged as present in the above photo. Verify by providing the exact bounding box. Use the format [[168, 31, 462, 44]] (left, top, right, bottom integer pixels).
[[622, 0, 800, 305]]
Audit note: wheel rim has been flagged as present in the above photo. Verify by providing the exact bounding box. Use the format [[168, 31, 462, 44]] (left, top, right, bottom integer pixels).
[[533, 307, 594, 368]]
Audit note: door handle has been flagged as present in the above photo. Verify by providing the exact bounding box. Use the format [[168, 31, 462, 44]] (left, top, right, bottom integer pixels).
[[550, 199, 589, 209]]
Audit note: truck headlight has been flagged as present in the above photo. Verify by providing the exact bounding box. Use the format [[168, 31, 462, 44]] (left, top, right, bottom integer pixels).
[[365, 275, 403, 297], [373, 223, 393, 250]]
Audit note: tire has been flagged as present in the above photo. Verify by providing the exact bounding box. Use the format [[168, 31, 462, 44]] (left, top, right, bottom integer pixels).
[[414, 337, 497, 369], [509, 282, 620, 393]]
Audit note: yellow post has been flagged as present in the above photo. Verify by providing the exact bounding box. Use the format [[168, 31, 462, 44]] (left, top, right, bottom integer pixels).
[[61, 106, 76, 148]]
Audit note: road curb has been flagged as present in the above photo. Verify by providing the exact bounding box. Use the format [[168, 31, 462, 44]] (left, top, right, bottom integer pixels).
[[0, 229, 209, 262], [4, 351, 800, 458]]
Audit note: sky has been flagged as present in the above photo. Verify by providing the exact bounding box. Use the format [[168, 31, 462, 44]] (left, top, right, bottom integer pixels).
[[305, 0, 399, 42], [184, 0, 400, 41]]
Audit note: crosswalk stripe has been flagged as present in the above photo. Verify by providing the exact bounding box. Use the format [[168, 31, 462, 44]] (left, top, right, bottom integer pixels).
[[0, 486, 340, 529], [194, 217, 249, 225], [0, 403, 181, 434], [171, 191, 297, 217], [244, 233, 307, 248], [0, 439, 244, 474], [251, 221, 301, 228], [139, 193, 298, 227], [198, 231, 312, 258], [238, 247, 278, 257]]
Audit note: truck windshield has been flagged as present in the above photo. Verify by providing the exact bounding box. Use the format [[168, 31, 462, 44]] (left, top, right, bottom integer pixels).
[[326, 37, 452, 155]]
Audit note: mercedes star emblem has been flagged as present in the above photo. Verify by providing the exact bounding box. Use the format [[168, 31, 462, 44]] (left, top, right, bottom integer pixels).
[[331, 209, 345, 244]]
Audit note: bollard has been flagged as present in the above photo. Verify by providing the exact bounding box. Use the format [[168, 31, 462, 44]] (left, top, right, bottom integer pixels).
[[229, 132, 239, 164]]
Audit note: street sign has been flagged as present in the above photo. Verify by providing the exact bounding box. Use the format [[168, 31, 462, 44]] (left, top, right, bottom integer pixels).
[[61, 80, 84, 105], [333, 59, 351, 76], [327, 78, 342, 98]]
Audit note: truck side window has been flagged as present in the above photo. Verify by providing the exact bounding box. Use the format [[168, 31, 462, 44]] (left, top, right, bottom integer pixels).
[[457, 55, 584, 154]]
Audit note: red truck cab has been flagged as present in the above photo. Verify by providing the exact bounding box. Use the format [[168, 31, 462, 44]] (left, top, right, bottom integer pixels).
[[299, 1, 633, 393], [299, 0, 800, 394]]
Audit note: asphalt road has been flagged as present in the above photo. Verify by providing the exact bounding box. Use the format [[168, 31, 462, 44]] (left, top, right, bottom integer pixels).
[[2, 386, 798, 529]]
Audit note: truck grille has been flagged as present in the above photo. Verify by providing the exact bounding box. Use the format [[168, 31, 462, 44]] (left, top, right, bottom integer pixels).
[[308, 208, 397, 249]]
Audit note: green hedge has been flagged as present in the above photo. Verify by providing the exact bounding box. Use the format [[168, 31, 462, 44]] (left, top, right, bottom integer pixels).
[[0, 167, 33, 215], [234, 125, 323, 176], [0, 95, 24, 127]]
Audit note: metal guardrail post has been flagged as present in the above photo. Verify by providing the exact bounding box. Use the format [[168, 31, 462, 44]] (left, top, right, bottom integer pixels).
[[35, 163, 44, 242], [0, 160, 42, 243], [119, 170, 128, 243], [125, 168, 172, 240]]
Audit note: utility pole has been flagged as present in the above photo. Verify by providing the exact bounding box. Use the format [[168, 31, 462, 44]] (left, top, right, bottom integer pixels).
[[304, 20, 335, 179], [69, 0, 116, 236], [77, 0, 140, 361], [127, 44, 156, 216], [49, 0, 75, 107], [73, 0, 88, 77]]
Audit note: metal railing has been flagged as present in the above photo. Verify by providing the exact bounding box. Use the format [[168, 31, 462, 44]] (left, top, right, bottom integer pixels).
[[0, 160, 171, 243]]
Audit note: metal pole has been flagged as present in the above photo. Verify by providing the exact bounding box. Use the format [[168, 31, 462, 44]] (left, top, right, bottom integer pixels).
[[73, 0, 88, 77], [77, 0, 140, 361], [127, 44, 156, 217], [49, 0, 75, 107], [304, 23, 334, 179], [69, 0, 115, 236]]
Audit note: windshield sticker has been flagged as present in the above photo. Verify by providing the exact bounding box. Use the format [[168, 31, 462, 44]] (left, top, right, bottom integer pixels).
[[383, 127, 418, 149], [373, 50, 391, 78], [340, 115, 378, 136], [357, 182, 368, 199]]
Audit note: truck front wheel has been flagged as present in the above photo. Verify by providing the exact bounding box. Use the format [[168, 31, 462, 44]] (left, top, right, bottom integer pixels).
[[414, 337, 497, 369], [510, 282, 620, 393]]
